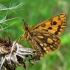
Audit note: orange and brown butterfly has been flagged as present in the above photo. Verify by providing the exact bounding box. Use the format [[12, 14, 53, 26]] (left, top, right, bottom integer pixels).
[[18, 13, 66, 56]]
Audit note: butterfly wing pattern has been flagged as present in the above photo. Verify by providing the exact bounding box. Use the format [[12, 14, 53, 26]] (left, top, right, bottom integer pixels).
[[31, 31, 60, 56], [23, 13, 66, 56], [31, 14, 66, 36]]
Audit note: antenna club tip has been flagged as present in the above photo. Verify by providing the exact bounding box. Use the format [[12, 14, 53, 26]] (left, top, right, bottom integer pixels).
[[22, 18, 26, 24], [22, 18, 24, 21]]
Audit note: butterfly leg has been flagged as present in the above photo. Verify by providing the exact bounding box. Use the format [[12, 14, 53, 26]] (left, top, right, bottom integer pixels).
[[29, 54, 40, 65], [16, 56, 26, 69]]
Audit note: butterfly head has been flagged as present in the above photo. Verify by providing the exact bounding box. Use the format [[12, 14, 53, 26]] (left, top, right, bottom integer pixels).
[[22, 19, 30, 32]]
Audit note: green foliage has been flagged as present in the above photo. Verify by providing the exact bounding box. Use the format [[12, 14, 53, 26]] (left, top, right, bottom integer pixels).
[[0, 0, 70, 70]]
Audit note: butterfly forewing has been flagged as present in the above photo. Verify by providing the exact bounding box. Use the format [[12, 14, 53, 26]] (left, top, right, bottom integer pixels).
[[31, 14, 66, 36]]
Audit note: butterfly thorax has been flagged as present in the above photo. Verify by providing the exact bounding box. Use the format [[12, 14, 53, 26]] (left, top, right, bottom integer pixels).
[[23, 24, 32, 41]]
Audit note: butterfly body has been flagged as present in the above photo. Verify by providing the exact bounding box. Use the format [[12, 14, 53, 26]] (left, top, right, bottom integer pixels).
[[22, 14, 66, 56]]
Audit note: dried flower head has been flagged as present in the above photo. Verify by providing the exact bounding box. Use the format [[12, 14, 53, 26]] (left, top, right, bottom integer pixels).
[[0, 36, 12, 55], [0, 38, 40, 70]]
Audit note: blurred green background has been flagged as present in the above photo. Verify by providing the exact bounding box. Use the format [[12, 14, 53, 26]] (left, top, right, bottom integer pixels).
[[0, 0, 70, 70]]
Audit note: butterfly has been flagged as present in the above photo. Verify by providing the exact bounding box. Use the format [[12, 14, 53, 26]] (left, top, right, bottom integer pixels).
[[18, 14, 66, 56]]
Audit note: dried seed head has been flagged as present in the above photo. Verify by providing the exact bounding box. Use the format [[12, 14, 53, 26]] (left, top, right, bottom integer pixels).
[[0, 41, 40, 70], [0, 36, 12, 55]]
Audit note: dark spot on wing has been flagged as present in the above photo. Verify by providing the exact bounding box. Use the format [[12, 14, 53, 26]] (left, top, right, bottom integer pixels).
[[54, 25, 61, 35], [48, 27, 53, 30], [50, 19, 57, 25], [52, 21, 57, 25], [41, 23, 46, 27]]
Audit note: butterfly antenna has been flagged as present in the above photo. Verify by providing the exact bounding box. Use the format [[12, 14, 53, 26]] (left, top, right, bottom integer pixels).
[[22, 18, 26, 25]]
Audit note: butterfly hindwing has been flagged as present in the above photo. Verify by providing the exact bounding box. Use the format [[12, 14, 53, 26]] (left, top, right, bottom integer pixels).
[[31, 31, 60, 56]]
